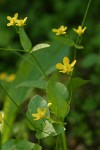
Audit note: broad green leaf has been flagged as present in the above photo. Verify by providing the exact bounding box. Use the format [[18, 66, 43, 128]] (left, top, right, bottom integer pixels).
[[2, 139, 41, 150], [36, 121, 65, 139], [53, 123, 65, 135], [67, 77, 90, 91], [36, 120, 57, 139], [46, 79, 70, 120], [16, 79, 47, 89], [2, 39, 69, 142], [55, 36, 75, 47], [19, 27, 32, 51], [26, 95, 50, 131], [31, 43, 50, 53]]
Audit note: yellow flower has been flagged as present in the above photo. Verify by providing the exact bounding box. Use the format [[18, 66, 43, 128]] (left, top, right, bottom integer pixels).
[[52, 25, 67, 35], [56, 57, 76, 74], [32, 107, 46, 120], [16, 17, 27, 26], [6, 74, 16, 82], [7, 13, 18, 26], [73, 26, 87, 36], [0, 72, 7, 80]]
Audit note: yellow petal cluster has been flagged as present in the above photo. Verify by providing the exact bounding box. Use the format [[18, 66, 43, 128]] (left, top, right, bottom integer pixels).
[[7, 13, 18, 26], [32, 107, 46, 120], [6, 74, 16, 82], [7, 13, 27, 27], [0, 72, 15, 82], [56, 57, 76, 74], [16, 17, 27, 26], [73, 26, 86, 36], [52, 25, 67, 35]]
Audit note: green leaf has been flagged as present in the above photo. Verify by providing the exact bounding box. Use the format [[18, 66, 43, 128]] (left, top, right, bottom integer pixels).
[[75, 44, 84, 49], [36, 120, 57, 139], [53, 123, 65, 135], [36, 121, 65, 139], [26, 95, 50, 131], [67, 77, 90, 91], [46, 79, 70, 120], [16, 79, 47, 89], [55, 36, 75, 47], [2, 39, 69, 142], [19, 27, 32, 51], [2, 139, 41, 150], [31, 43, 50, 53]]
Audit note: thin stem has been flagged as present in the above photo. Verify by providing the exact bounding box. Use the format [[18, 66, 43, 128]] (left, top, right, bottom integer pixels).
[[81, 0, 92, 27], [73, 0, 92, 60], [0, 84, 49, 136], [0, 84, 37, 130], [0, 132, 2, 150], [0, 47, 28, 53], [55, 135, 60, 150], [61, 132, 67, 150], [31, 53, 48, 80]]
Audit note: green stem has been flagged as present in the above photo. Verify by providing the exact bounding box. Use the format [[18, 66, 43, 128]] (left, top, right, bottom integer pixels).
[[73, 0, 92, 60], [81, 0, 92, 27], [31, 53, 48, 80], [0, 48, 28, 52], [0, 84, 37, 130], [55, 135, 60, 150], [0, 132, 2, 150], [61, 132, 67, 150]]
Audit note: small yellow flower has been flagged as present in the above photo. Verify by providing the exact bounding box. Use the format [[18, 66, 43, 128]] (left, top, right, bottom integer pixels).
[[32, 107, 46, 120], [0, 72, 7, 80], [16, 17, 27, 26], [56, 57, 76, 74], [73, 26, 87, 36], [52, 25, 67, 35], [6, 74, 16, 82], [7, 13, 18, 26]]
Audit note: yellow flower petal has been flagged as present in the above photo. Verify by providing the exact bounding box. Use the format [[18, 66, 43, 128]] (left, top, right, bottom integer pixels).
[[56, 63, 64, 70], [56, 56, 77, 74], [14, 13, 18, 18], [52, 25, 67, 35], [7, 16, 11, 20], [73, 26, 87, 36], [63, 57, 69, 66], [52, 29, 58, 32], [32, 107, 47, 121], [70, 60, 76, 67]]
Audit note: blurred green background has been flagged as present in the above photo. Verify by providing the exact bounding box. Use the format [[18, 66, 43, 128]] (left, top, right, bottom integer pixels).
[[0, 0, 100, 150]]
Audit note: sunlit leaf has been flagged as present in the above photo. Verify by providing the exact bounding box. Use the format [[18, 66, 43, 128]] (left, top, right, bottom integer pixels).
[[55, 36, 75, 47], [16, 79, 47, 89], [31, 43, 50, 53], [2, 139, 42, 150], [46, 79, 70, 120], [26, 95, 50, 131], [19, 27, 32, 51]]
